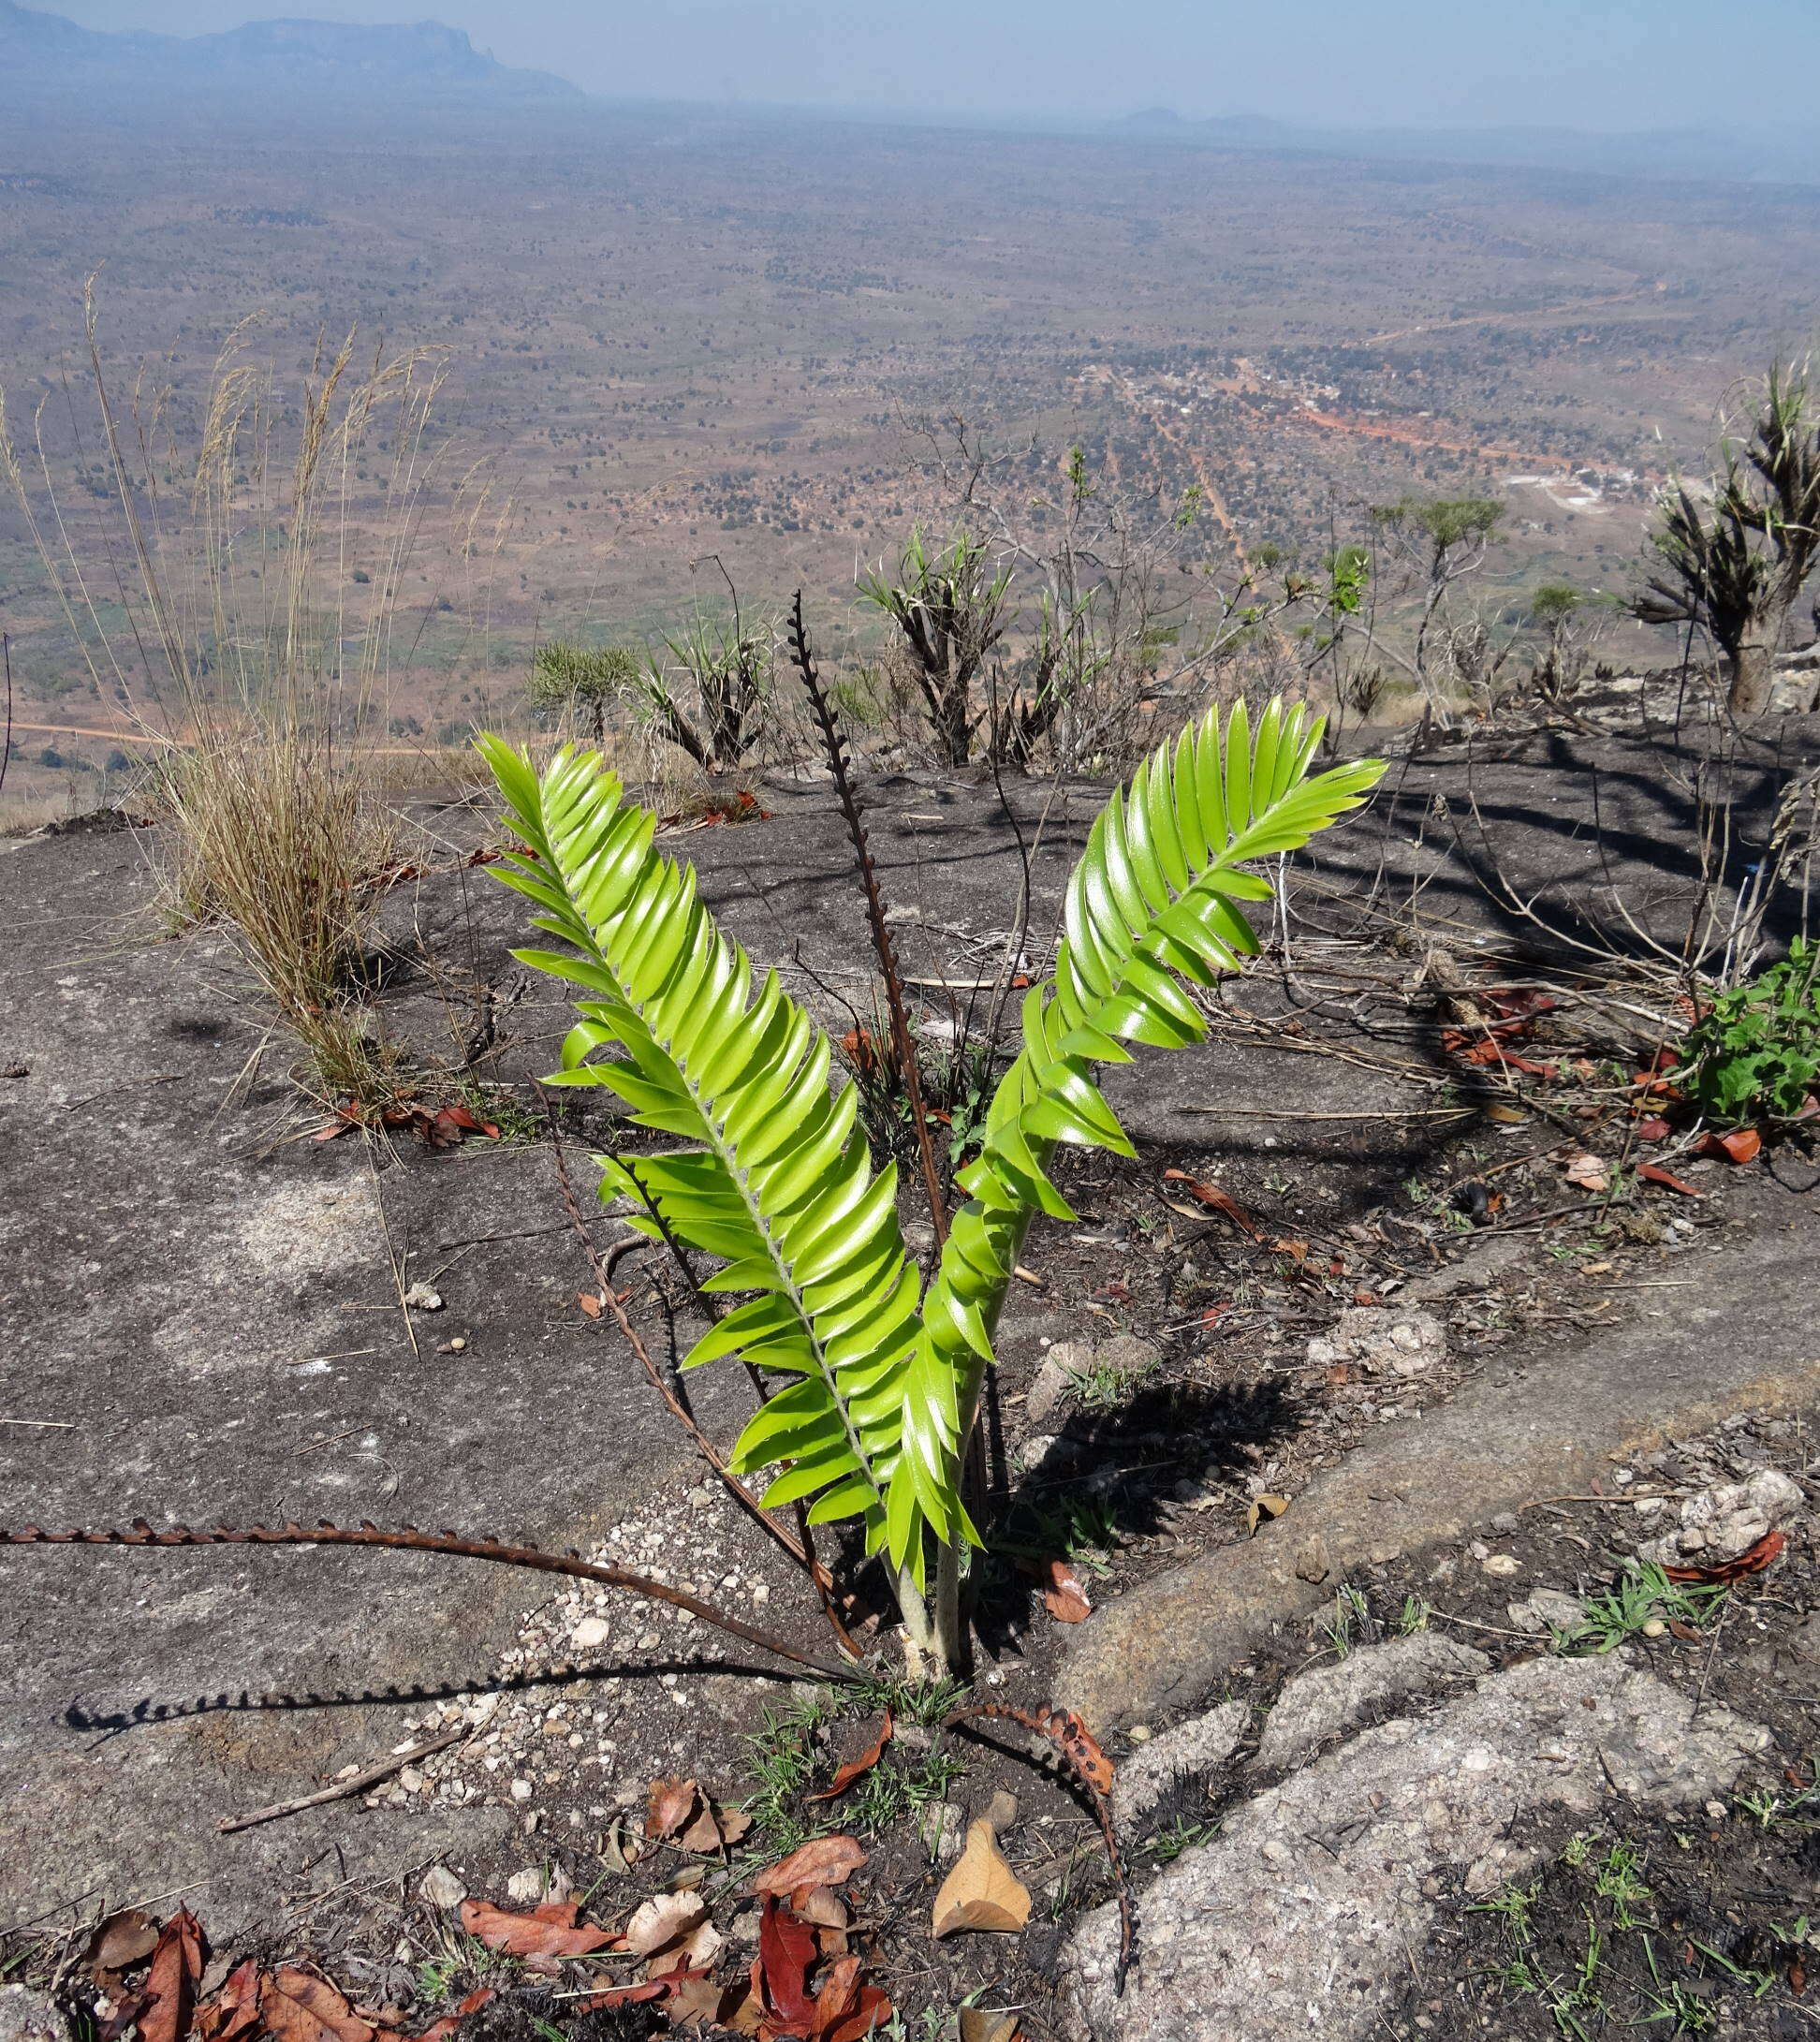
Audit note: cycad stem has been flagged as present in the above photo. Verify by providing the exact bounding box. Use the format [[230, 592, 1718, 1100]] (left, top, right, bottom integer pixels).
[[786, 591, 949, 1249]]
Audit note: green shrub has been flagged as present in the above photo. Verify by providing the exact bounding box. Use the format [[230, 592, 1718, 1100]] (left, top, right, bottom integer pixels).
[[1682, 938, 1820, 1122]]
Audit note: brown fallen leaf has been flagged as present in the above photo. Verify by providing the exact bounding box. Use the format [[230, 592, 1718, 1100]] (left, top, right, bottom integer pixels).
[[1635, 1115, 1672, 1141], [457, 1899, 612, 1959], [1161, 1168, 1260, 1237], [1038, 1561, 1093, 1623], [808, 1713, 894, 1801], [576, 1290, 604, 1319], [792, 1888, 849, 1932], [1697, 1126, 1762, 1165], [260, 1969, 374, 2042], [620, 1891, 718, 1967], [400, 1989, 493, 2042], [85, 1910, 160, 1989], [645, 1775, 701, 1841], [750, 1835, 867, 1897], [931, 1821, 1032, 1938], [191, 1961, 264, 2042], [1484, 1102, 1526, 1124], [1562, 1153, 1609, 1193], [958, 2012, 1022, 2042], [1246, 1492, 1289, 1537], [1638, 1162, 1703, 1197], [139, 1911, 207, 2042], [677, 1794, 754, 1855]]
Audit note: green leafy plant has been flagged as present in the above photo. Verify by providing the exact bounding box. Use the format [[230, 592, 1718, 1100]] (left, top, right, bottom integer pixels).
[[526, 642, 643, 745], [479, 698, 1381, 1667], [1554, 1561, 1727, 1656], [1681, 938, 1820, 1122]]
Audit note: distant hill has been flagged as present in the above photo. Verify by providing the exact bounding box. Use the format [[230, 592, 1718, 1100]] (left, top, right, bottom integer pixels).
[[0, 2, 582, 100], [1111, 105, 1820, 189]]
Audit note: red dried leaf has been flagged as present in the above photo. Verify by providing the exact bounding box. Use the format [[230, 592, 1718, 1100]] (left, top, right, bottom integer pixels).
[[1664, 1529, 1785, 1585], [1635, 1117, 1672, 1141], [259, 1970, 374, 2042], [645, 1775, 701, 1840], [806, 1955, 867, 2040], [1697, 1127, 1761, 1165], [312, 1115, 359, 1143], [191, 1962, 263, 2042], [1200, 1301, 1231, 1326], [1038, 1561, 1093, 1624], [825, 1987, 895, 2042], [456, 1900, 611, 1959], [1638, 1163, 1703, 1197], [576, 1291, 603, 1319], [433, 1103, 501, 1141], [757, 1899, 820, 2030], [808, 1714, 894, 1802], [750, 1835, 867, 1896], [139, 1911, 206, 2042], [401, 1990, 493, 2042], [1161, 1168, 1259, 1238], [570, 1981, 670, 2014]]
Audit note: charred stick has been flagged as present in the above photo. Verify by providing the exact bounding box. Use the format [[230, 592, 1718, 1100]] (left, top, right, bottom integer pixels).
[[3, 1520, 848, 1680]]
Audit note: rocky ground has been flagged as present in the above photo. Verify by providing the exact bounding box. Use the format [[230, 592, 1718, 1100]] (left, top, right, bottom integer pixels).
[[5, 687, 1820, 2040]]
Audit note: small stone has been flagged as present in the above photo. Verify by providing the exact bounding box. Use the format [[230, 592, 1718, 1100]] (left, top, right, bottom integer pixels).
[[509, 1778, 534, 1802], [398, 1767, 425, 1793], [1641, 1619, 1667, 1638], [1294, 1536, 1331, 1585], [1507, 1588, 1586, 1634], [982, 1788, 1019, 1835], [403, 1282, 444, 1312], [1128, 1725, 1152, 1742], [572, 1616, 611, 1651], [506, 1865, 572, 1903], [638, 1631, 661, 1651], [1026, 1349, 1080, 1429], [418, 1864, 467, 1910], [1481, 1554, 1521, 1577]]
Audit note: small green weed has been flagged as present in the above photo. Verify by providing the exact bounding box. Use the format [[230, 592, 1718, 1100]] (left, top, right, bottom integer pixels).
[[1322, 1584, 1372, 1658], [1637, 1938, 1715, 2035], [1151, 1815, 1220, 1861], [742, 1691, 834, 1850], [1591, 1842, 1652, 1929], [1554, 1562, 1726, 1655], [1681, 938, 1820, 1123], [1397, 1594, 1432, 1635], [1063, 1346, 1156, 1411]]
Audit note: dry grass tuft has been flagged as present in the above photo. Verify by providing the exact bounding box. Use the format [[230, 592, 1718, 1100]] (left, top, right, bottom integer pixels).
[[3, 286, 501, 1102]]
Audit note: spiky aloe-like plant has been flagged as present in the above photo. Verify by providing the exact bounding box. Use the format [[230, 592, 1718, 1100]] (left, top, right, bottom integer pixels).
[[478, 700, 1381, 1667]]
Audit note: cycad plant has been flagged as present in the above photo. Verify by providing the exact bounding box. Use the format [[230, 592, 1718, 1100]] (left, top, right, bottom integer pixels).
[[479, 697, 1381, 1669]]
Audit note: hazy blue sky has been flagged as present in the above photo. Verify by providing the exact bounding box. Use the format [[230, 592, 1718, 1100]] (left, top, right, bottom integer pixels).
[[53, 0, 1820, 130]]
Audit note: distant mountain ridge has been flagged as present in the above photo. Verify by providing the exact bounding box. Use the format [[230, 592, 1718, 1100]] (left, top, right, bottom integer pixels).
[[1111, 104, 1820, 189], [0, 1, 581, 98]]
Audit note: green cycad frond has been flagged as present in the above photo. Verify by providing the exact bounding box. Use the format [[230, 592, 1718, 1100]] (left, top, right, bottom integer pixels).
[[477, 702, 1380, 1606], [891, 700, 1382, 1571], [476, 736, 935, 1539]]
